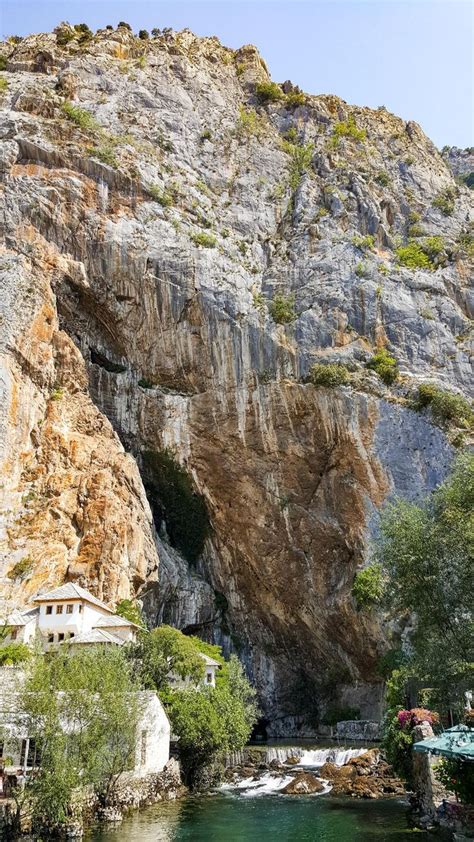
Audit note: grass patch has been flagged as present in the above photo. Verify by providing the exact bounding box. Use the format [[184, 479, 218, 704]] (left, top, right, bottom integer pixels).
[[237, 105, 263, 137], [375, 171, 390, 187], [415, 384, 473, 428], [332, 114, 366, 147], [352, 234, 375, 252], [366, 348, 399, 385], [142, 449, 210, 564], [432, 186, 456, 216], [269, 294, 296, 324], [395, 242, 431, 270], [87, 146, 118, 167], [285, 90, 306, 107], [62, 100, 99, 131], [308, 363, 350, 387], [148, 185, 173, 207], [191, 231, 217, 248]]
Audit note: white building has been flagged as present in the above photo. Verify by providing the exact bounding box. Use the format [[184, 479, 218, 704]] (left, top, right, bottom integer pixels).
[[1, 584, 140, 649]]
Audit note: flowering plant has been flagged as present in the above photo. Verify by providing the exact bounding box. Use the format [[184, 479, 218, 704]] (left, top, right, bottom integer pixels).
[[397, 707, 439, 729]]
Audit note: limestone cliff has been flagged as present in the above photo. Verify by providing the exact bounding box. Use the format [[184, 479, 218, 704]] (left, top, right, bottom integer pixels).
[[0, 23, 472, 732]]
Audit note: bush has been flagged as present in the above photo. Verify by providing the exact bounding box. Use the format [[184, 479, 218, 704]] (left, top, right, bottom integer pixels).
[[352, 564, 384, 608], [142, 448, 210, 563], [415, 384, 473, 428], [366, 348, 399, 384], [395, 242, 431, 269], [269, 294, 296, 324], [355, 261, 367, 277], [436, 758, 474, 804], [117, 21, 132, 30], [332, 114, 366, 144], [433, 186, 456, 216], [7, 556, 34, 580], [191, 231, 217, 248], [309, 363, 350, 387], [0, 642, 31, 665], [61, 100, 99, 131], [352, 234, 375, 252], [282, 141, 314, 190], [138, 29, 149, 40], [87, 145, 118, 167], [421, 236, 445, 261], [148, 185, 173, 206], [115, 599, 145, 627], [375, 171, 390, 186], [237, 106, 263, 137], [0, 56, 8, 70], [0, 77, 8, 93], [285, 90, 306, 107], [255, 81, 284, 103]]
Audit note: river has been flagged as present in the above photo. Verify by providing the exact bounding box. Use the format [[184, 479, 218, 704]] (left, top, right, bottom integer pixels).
[[89, 791, 445, 841]]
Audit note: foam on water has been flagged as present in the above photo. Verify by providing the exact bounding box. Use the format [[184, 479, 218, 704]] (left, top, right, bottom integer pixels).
[[298, 747, 366, 767], [221, 772, 332, 798]]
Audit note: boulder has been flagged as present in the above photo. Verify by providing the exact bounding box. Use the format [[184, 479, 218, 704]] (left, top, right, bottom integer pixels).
[[282, 772, 325, 795]]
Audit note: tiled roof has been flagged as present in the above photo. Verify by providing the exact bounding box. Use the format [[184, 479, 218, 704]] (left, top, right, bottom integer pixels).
[[33, 583, 113, 613], [69, 629, 124, 646], [93, 614, 139, 629]]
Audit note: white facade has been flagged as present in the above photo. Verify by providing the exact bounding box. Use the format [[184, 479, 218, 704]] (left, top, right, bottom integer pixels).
[[1, 584, 139, 649], [134, 692, 170, 776]]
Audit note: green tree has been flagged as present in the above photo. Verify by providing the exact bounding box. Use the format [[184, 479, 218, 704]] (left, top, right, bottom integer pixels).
[[377, 452, 474, 717], [128, 625, 205, 691], [115, 598, 146, 627], [17, 647, 141, 833]]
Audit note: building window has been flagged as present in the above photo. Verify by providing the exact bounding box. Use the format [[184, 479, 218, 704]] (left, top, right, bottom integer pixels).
[[58, 633, 65, 642], [140, 730, 147, 765], [78, 605, 83, 613], [46, 605, 53, 615], [48, 633, 54, 644], [206, 672, 213, 684], [56, 605, 63, 615], [66, 604, 73, 614], [10, 629, 17, 640], [69, 632, 75, 639]]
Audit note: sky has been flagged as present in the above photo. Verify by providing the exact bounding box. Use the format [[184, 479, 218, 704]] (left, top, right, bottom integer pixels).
[[1, 0, 472, 149]]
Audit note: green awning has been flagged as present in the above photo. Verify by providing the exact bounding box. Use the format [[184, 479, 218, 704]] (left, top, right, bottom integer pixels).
[[413, 726, 474, 762]]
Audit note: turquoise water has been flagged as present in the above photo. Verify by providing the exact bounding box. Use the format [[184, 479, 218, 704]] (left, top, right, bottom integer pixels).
[[89, 793, 445, 841]]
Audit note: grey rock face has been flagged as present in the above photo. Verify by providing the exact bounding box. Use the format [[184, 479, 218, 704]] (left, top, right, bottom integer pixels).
[[0, 25, 472, 727]]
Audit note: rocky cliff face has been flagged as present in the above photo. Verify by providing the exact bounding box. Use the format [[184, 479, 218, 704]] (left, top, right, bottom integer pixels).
[[0, 23, 472, 732]]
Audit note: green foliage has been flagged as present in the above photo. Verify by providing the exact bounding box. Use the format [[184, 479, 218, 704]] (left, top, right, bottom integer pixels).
[[165, 652, 258, 788], [138, 377, 155, 389], [7, 555, 34, 580], [282, 141, 314, 190], [395, 242, 431, 269], [457, 171, 474, 189], [50, 386, 64, 400], [352, 564, 384, 608], [17, 647, 140, 832], [407, 223, 425, 238], [321, 706, 360, 726], [61, 100, 99, 131], [375, 171, 390, 187], [456, 229, 474, 258], [87, 145, 118, 167], [432, 186, 456, 216], [0, 56, 7, 70], [436, 758, 474, 804], [0, 76, 8, 93], [415, 384, 473, 428], [285, 90, 306, 107], [377, 453, 474, 716], [252, 289, 266, 311], [142, 448, 210, 563], [382, 714, 415, 783], [422, 236, 445, 261], [332, 114, 366, 145], [200, 128, 212, 142], [308, 362, 350, 387], [0, 642, 31, 665], [355, 261, 367, 277], [115, 599, 145, 628], [352, 234, 375, 252], [148, 185, 173, 206], [237, 106, 263, 136], [269, 293, 296, 324], [255, 81, 284, 103], [128, 625, 205, 692], [376, 648, 405, 680], [366, 348, 399, 384], [191, 231, 217, 248], [138, 29, 149, 40]]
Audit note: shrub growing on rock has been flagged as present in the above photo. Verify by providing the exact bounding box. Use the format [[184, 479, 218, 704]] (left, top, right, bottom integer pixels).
[[415, 384, 473, 428], [62, 101, 99, 131], [7, 556, 34, 580], [436, 758, 474, 804], [191, 231, 217, 248], [269, 294, 296, 324], [309, 363, 350, 387], [87, 145, 118, 168], [432, 185, 456, 216], [395, 242, 431, 269], [352, 234, 375, 252], [148, 185, 173, 206], [255, 81, 284, 103], [332, 114, 366, 145], [352, 564, 384, 608], [366, 348, 399, 384]]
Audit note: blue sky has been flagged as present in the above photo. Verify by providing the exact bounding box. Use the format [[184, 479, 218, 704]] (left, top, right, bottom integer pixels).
[[1, 1, 472, 148]]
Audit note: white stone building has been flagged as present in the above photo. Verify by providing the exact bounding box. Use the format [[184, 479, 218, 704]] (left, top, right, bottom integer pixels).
[[1, 583, 140, 648]]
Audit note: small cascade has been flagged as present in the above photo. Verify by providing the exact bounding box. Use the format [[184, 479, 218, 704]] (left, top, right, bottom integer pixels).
[[264, 747, 303, 763], [298, 747, 366, 767]]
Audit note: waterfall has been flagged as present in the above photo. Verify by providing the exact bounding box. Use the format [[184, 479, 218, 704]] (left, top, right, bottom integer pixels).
[[298, 747, 366, 767], [225, 745, 367, 768]]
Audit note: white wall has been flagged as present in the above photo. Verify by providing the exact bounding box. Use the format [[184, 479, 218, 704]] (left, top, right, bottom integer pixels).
[[134, 692, 170, 776]]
